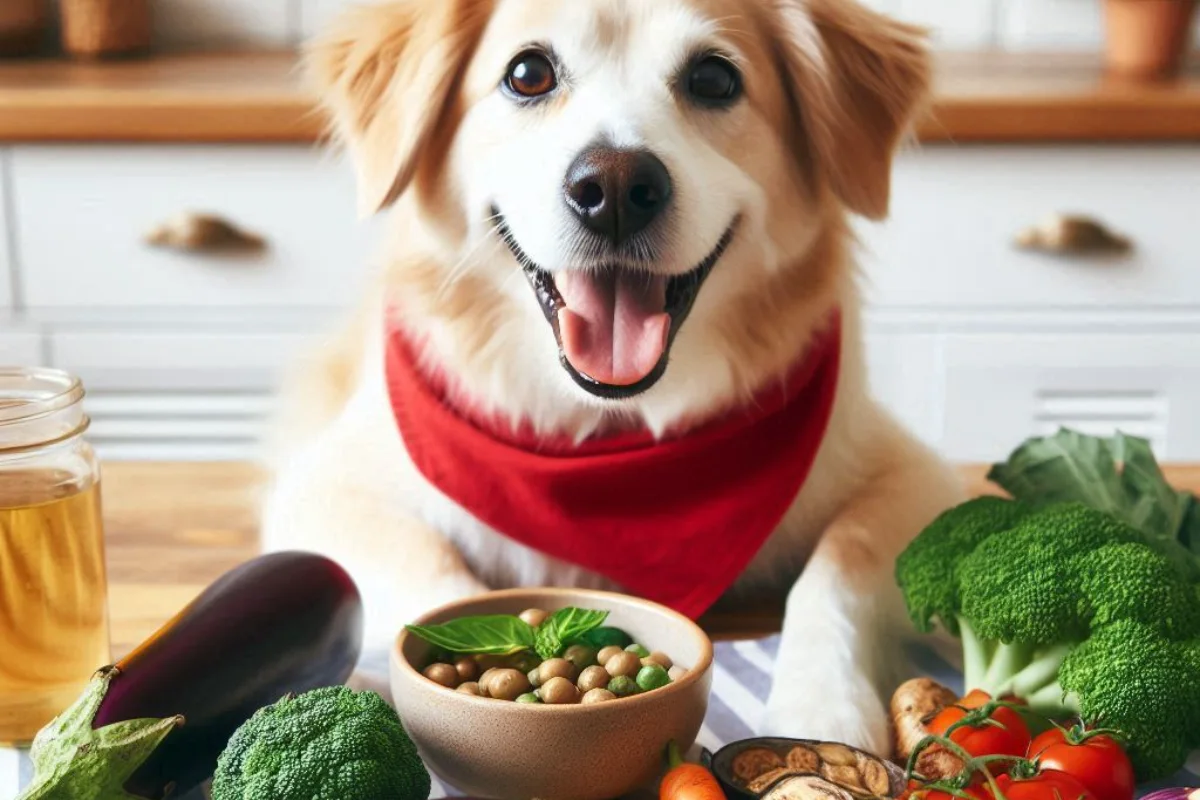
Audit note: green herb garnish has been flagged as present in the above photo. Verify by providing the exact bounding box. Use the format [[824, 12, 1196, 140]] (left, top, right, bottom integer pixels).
[[405, 615, 536, 655], [533, 607, 609, 660], [406, 606, 609, 659]]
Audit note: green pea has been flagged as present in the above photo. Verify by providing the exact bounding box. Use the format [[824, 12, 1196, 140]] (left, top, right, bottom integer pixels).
[[516, 693, 542, 704], [607, 675, 641, 698], [636, 664, 671, 692], [625, 644, 650, 659], [579, 627, 634, 649]]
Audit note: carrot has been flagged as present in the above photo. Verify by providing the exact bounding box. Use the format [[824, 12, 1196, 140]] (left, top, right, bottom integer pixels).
[[661, 741, 725, 800]]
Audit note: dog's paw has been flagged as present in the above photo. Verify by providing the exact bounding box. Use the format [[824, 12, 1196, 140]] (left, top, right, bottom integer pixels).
[[761, 676, 890, 757]]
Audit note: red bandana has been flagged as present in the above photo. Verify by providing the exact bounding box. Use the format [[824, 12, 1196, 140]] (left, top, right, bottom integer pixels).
[[385, 314, 841, 619]]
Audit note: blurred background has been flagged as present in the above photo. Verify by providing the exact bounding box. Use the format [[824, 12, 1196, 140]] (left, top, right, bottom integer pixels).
[[0, 0, 1197, 466]]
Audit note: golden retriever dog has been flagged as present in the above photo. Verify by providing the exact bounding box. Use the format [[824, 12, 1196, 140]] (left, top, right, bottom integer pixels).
[[262, 0, 964, 754]]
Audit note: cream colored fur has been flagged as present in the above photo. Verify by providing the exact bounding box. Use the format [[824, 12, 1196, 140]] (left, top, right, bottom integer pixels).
[[262, 0, 966, 756]]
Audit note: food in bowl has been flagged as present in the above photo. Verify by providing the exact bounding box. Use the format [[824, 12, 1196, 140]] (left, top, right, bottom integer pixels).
[[408, 606, 685, 704], [710, 738, 906, 800]]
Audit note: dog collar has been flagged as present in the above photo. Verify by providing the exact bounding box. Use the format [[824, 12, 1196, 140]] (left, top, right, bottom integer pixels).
[[384, 312, 842, 619]]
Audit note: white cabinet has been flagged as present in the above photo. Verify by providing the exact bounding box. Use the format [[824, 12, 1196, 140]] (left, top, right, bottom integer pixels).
[[12, 146, 373, 311], [939, 333, 1200, 462], [857, 146, 1200, 311], [49, 328, 315, 460], [0, 150, 13, 312], [864, 328, 944, 446]]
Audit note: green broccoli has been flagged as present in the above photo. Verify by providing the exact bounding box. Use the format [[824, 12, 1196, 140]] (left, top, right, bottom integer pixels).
[[896, 499, 1200, 780], [211, 686, 431, 800]]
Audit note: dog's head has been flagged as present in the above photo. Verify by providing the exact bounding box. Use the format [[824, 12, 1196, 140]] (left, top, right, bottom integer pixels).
[[311, 0, 929, 433]]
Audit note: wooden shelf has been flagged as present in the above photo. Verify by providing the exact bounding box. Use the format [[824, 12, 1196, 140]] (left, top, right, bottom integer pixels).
[[0, 50, 1198, 145]]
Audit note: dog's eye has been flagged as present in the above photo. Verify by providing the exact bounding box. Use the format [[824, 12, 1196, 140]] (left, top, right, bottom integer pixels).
[[505, 51, 557, 99], [685, 56, 742, 107]]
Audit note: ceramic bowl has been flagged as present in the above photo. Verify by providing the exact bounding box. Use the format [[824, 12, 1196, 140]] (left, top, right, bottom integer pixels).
[[390, 588, 714, 800]]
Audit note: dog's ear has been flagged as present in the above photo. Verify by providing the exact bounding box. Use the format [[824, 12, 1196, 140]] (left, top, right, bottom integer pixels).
[[772, 0, 930, 220], [307, 0, 495, 216]]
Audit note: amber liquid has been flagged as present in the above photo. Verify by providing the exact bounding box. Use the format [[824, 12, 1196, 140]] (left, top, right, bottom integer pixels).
[[0, 471, 110, 745]]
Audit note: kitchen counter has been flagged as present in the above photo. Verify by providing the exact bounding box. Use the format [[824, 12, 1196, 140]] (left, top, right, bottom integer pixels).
[[101, 461, 1200, 656], [2, 50, 1199, 144]]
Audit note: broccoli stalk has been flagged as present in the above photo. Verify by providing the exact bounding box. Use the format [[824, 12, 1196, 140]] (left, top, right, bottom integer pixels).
[[896, 499, 1200, 781]]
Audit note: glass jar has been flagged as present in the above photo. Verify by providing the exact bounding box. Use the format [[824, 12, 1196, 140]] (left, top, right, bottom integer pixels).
[[0, 368, 109, 745]]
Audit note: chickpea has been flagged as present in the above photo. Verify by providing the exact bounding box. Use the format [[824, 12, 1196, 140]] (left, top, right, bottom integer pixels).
[[528, 667, 543, 688], [475, 654, 505, 671], [605, 651, 642, 678], [597, 646, 624, 666], [577, 665, 611, 694], [456, 681, 482, 696], [540, 676, 581, 705], [423, 663, 460, 689], [607, 676, 640, 698], [538, 657, 576, 684], [563, 644, 596, 671], [478, 668, 500, 696], [519, 608, 548, 627], [668, 666, 688, 682], [455, 657, 480, 682], [582, 688, 617, 705], [642, 651, 673, 670], [488, 668, 532, 701], [506, 651, 541, 673]]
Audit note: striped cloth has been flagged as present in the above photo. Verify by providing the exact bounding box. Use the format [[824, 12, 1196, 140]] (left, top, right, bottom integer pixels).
[[4, 636, 1197, 799]]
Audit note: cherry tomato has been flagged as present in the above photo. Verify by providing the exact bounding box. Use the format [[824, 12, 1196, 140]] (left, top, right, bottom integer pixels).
[[928, 691, 1032, 761], [1027, 728, 1135, 800], [994, 769, 1097, 800]]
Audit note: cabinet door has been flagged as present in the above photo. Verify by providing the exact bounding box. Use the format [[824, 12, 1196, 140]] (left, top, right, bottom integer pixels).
[[864, 328, 944, 447], [0, 332, 43, 366], [49, 329, 313, 461], [942, 334, 1200, 462], [0, 150, 13, 311]]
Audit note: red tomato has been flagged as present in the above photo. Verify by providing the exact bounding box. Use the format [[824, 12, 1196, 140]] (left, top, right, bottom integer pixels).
[[904, 782, 991, 800], [928, 691, 1033, 761], [994, 770, 1097, 800], [1027, 728, 1135, 800]]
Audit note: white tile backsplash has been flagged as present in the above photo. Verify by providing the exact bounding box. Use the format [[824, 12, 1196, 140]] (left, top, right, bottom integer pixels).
[[154, 0, 296, 50], [151, 0, 1195, 53]]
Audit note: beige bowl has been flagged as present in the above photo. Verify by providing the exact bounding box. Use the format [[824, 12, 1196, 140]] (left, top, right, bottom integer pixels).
[[391, 588, 714, 800]]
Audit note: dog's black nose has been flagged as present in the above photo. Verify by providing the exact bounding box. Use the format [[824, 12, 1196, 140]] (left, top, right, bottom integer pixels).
[[564, 147, 672, 245]]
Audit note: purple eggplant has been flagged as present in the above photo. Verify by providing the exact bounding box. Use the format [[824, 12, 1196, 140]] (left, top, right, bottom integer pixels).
[[18, 551, 363, 800]]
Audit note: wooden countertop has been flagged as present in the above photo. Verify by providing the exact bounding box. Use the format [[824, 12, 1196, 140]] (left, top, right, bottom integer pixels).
[[100, 461, 1200, 657], [1, 50, 1199, 144]]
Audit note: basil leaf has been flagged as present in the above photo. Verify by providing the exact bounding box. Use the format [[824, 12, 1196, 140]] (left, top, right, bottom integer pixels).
[[987, 428, 1200, 578], [406, 615, 535, 655], [534, 607, 609, 660]]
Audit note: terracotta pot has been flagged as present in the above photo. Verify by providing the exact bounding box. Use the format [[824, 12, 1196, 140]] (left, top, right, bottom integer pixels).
[[59, 0, 152, 59], [1104, 0, 1199, 79], [0, 0, 49, 57]]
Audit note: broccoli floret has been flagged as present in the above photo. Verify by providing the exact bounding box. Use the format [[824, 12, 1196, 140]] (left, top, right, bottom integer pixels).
[[895, 497, 1034, 635], [211, 687, 431, 800], [896, 498, 1200, 781], [1059, 620, 1200, 780]]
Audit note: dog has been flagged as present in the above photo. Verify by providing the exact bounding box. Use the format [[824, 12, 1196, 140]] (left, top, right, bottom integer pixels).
[[262, 0, 965, 756]]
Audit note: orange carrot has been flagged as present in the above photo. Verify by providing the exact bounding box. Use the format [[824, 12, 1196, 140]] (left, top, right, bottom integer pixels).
[[660, 741, 725, 800]]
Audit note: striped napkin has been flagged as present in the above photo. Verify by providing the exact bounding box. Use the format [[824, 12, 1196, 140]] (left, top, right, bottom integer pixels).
[[4, 636, 1197, 799]]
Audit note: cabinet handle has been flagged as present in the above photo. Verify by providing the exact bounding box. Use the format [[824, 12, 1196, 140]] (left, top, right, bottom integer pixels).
[[1014, 213, 1133, 257], [144, 212, 267, 255]]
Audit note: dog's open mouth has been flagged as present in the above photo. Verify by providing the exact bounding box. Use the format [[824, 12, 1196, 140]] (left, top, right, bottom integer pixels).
[[494, 209, 737, 400]]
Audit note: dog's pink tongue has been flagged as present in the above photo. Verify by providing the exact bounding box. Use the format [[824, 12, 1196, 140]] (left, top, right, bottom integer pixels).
[[557, 270, 670, 386]]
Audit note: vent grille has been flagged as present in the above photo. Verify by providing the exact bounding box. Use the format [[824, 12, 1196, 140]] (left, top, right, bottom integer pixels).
[[83, 391, 273, 461], [1034, 390, 1168, 455]]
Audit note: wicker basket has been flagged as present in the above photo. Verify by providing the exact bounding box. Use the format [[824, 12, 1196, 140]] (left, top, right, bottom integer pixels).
[[0, 0, 49, 56], [59, 0, 152, 58]]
